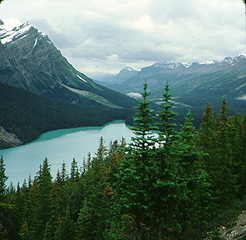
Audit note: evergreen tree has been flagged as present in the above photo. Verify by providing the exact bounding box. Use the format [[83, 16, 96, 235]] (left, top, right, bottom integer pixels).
[[54, 207, 75, 240], [19, 221, 32, 240], [23, 159, 53, 239], [229, 114, 246, 197], [130, 80, 157, 154], [76, 138, 112, 239], [109, 82, 158, 239], [149, 83, 181, 238], [56, 162, 68, 184], [175, 111, 214, 238], [198, 100, 237, 206], [70, 158, 79, 181], [0, 156, 8, 200]]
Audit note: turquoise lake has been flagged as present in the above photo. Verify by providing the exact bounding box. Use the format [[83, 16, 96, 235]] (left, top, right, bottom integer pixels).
[[0, 121, 134, 186]]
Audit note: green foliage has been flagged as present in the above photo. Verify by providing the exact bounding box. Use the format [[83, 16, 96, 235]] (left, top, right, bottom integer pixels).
[[198, 100, 246, 206], [206, 228, 225, 240], [0, 156, 8, 200], [0, 84, 245, 239]]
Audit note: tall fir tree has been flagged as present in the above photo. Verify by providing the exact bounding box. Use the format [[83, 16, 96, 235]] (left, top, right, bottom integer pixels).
[[108, 81, 157, 239], [23, 158, 53, 239], [175, 111, 214, 238], [198, 100, 237, 206], [0, 156, 8, 200], [149, 83, 181, 238]]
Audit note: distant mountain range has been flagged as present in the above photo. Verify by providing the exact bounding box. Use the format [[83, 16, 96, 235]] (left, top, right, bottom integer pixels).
[[94, 67, 139, 83], [0, 20, 136, 148], [97, 55, 246, 115]]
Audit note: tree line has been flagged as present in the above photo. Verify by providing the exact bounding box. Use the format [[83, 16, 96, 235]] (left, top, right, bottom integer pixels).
[[0, 83, 245, 239]]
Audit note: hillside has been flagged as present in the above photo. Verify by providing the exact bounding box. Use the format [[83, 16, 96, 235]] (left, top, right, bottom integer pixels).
[[0, 82, 134, 149], [99, 55, 246, 117]]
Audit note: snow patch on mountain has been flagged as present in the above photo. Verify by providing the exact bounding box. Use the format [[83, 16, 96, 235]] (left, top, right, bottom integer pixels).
[[237, 95, 246, 100], [152, 62, 182, 69], [0, 21, 47, 45], [200, 60, 217, 65], [0, 22, 32, 44], [126, 92, 142, 99], [76, 74, 87, 83]]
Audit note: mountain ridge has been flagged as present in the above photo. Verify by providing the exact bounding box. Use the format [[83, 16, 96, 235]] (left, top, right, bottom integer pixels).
[[0, 20, 136, 149], [100, 54, 246, 102], [0, 20, 137, 109]]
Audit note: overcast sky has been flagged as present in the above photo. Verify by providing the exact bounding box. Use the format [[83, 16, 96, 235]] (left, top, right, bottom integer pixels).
[[0, 0, 245, 76]]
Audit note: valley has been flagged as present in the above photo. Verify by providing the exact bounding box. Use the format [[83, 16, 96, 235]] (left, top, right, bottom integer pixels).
[[95, 55, 246, 118], [0, 5, 245, 238]]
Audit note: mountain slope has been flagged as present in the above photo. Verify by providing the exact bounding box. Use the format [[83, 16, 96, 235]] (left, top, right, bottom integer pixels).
[[0, 81, 134, 149], [0, 20, 136, 109], [102, 55, 246, 114]]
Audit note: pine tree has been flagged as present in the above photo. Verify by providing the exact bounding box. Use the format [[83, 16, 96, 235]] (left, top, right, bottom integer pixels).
[[0, 156, 8, 200], [70, 158, 79, 181], [54, 207, 75, 240], [198, 102, 215, 149], [229, 114, 246, 197], [198, 100, 237, 206], [148, 83, 181, 238], [176, 111, 214, 238], [24, 159, 53, 239], [130, 80, 157, 155], [76, 138, 123, 239], [19, 221, 32, 240], [156, 83, 179, 163], [108, 82, 159, 239]]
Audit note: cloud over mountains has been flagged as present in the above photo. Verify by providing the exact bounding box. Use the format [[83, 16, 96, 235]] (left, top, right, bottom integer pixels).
[[1, 0, 244, 75]]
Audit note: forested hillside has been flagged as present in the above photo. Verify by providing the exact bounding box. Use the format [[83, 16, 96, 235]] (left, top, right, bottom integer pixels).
[[0, 83, 245, 239], [0, 82, 134, 149]]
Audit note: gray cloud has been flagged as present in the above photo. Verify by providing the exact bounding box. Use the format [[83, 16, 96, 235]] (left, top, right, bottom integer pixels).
[[0, 0, 244, 75]]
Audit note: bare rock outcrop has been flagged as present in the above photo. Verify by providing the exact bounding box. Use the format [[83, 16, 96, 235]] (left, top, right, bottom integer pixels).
[[0, 126, 22, 148]]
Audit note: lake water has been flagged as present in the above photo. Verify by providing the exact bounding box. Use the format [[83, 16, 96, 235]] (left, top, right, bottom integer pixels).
[[0, 121, 134, 186]]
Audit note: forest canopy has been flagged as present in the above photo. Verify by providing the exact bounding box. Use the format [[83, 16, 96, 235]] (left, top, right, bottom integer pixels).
[[0, 83, 245, 239]]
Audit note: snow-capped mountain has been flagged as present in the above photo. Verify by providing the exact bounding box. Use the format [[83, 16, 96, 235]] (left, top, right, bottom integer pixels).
[[0, 20, 136, 109], [100, 54, 246, 114], [94, 67, 139, 83], [146, 54, 246, 73]]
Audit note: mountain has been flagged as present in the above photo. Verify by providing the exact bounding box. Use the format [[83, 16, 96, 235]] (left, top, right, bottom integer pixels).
[[0, 20, 136, 109], [100, 55, 246, 115], [94, 67, 139, 83], [0, 20, 137, 149], [0, 81, 134, 149], [114, 67, 139, 82]]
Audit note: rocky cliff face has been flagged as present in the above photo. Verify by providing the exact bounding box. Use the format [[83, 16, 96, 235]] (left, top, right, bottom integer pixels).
[[0, 126, 22, 148], [0, 20, 136, 109]]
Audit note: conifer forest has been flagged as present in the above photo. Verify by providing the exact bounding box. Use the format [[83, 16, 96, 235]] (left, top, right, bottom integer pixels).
[[0, 83, 245, 240]]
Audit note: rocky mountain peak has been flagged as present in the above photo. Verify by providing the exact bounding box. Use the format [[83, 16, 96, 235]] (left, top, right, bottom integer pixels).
[[0, 21, 34, 44], [152, 61, 183, 70], [0, 19, 4, 25], [0, 21, 136, 109]]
